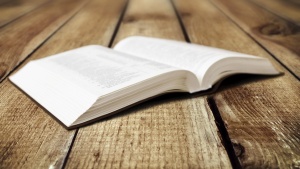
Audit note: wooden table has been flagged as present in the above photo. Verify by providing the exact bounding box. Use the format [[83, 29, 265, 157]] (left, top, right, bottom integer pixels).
[[0, 0, 299, 168]]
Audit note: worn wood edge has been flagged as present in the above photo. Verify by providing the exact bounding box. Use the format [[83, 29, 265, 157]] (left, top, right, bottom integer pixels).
[[170, 0, 190, 42], [206, 96, 242, 169], [61, 129, 79, 169]]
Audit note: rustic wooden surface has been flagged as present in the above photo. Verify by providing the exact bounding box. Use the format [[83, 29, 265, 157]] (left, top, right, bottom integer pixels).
[[0, 0, 88, 82], [0, 0, 124, 168], [211, 0, 300, 79], [175, 0, 300, 168], [251, 0, 300, 25], [0, 0, 299, 168], [0, 0, 49, 27], [65, 0, 230, 168]]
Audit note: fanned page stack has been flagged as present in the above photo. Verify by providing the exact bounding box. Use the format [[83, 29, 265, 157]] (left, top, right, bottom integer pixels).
[[9, 36, 279, 128]]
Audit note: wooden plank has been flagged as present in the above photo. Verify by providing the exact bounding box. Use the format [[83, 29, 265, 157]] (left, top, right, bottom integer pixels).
[[112, 0, 184, 44], [0, 0, 125, 168], [0, 0, 88, 82], [65, 0, 231, 168], [0, 82, 76, 168], [250, 0, 300, 25], [0, 0, 50, 28], [174, 0, 300, 167], [210, 0, 300, 79], [0, 0, 10, 5]]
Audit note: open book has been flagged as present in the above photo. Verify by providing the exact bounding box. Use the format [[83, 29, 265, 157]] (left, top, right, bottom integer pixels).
[[9, 36, 279, 128]]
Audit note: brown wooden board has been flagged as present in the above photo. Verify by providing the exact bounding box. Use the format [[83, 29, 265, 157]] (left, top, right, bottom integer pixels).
[[0, 0, 88, 82], [251, 0, 300, 25], [0, 0, 12, 6], [210, 0, 300, 79], [174, 0, 300, 167], [64, 0, 231, 168], [0, 0, 49, 28], [0, 0, 125, 168]]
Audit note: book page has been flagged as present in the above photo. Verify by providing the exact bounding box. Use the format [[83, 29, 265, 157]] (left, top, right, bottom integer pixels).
[[114, 36, 279, 91], [34, 45, 179, 96], [113, 36, 262, 79], [9, 45, 180, 126]]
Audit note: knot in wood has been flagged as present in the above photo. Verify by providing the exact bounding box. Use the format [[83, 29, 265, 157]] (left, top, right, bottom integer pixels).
[[180, 12, 191, 18], [123, 14, 170, 23], [231, 139, 245, 158], [123, 16, 136, 23], [258, 21, 300, 36], [260, 22, 284, 36]]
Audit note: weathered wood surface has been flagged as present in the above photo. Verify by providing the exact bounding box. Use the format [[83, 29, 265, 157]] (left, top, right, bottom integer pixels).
[[251, 0, 300, 25], [211, 0, 300, 79], [0, 0, 125, 168], [0, 0, 300, 168], [175, 0, 300, 167], [0, 0, 49, 27], [65, 0, 231, 168], [112, 0, 183, 44], [0, 0, 9, 5], [0, 0, 88, 82]]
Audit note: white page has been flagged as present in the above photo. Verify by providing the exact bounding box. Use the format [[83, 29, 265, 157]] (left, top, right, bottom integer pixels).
[[114, 36, 263, 80], [10, 61, 98, 126], [10, 45, 180, 126], [24, 45, 179, 96]]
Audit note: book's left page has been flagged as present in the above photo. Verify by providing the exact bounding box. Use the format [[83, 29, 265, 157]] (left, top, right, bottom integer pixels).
[[9, 45, 179, 127]]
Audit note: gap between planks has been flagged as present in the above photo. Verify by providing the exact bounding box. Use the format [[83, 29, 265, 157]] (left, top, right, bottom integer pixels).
[[64, 0, 231, 168], [170, 0, 190, 43], [209, 0, 300, 81], [0, 0, 51, 28], [171, 0, 240, 168], [170, 0, 242, 168], [0, 0, 91, 83], [207, 97, 242, 169], [250, 0, 300, 26], [108, 0, 130, 48], [61, 0, 129, 168], [0, 0, 90, 83]]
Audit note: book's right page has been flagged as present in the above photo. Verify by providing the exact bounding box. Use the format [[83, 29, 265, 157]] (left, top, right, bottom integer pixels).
[[114, 36, 279, 91]]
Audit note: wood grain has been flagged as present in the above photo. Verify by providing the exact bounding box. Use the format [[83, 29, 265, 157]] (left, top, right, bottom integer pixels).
[[0, 0, 49, 27], [112, 0, 187, 45], [174, 0, 300, 167], [210, 0, 300, 79], [0, 81, 76, 168], [65, 0, 231, 168], [0, 0, 125, 168], [1, 0, 299, 168], [0, 0, 88, 82], [0, 0, 10, 5], [251, 0, 300, 25]]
